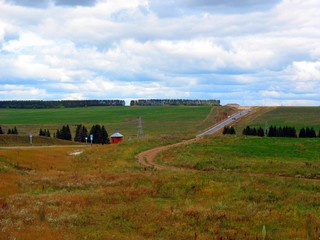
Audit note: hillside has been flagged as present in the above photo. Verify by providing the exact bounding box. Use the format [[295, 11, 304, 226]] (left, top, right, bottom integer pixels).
[[234, 106, 320, 134], [0, 105, 235, 138], [0, 135, 81, 146]]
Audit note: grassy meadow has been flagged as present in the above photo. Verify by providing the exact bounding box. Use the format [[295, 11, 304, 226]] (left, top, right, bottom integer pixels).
[[0, 105, 229, 139], [235, 107, 320, 134], [0, 106, 319, 239]]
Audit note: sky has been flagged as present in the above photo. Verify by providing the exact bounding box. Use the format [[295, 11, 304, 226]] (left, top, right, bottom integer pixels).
[[0, 0, 320, 106]]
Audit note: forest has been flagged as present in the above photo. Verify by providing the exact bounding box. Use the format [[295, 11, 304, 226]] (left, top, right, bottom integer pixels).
[[0, 100, 125, 108]]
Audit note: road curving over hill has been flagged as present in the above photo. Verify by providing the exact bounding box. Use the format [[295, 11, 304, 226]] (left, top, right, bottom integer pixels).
[[137, 108, 252, 170]]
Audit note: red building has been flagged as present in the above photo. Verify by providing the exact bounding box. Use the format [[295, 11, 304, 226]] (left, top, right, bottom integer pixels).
[[111, 132, 124, 144]]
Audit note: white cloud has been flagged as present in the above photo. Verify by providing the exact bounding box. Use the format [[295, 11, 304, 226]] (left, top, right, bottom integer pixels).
[[0, 84, 47, 99], [0, 0, 320, 105]]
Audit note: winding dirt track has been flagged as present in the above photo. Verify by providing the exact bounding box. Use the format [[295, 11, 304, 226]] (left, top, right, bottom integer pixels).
[[136, 138, 199, 170], [136, 108, 252, 170]]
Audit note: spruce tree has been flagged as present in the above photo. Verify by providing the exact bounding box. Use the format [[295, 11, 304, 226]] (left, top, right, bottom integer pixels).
[[74, 124, 88, 142], [223, 126, 228, 135], [299, 128, 306, 138], [90, 125, 102, 144], [310, 128, 317, 138], [101, 125, 110, 144], [242, 126, 250, 136], [229, 126, 236, 135], [257, 127, 264, 137], [56, 129, 61, 139], [45, 129, 51, 137], [65, 125, 72, 140], [305, 127, 311, 138], [0, 126, 3, 134], [7, 129, 11, 134]]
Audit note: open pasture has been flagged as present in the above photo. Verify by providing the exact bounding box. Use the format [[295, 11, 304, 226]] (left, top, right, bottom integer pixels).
[[0, 106, 231, 139], [0, 106, 319, 239], [235, 107, 320, 134]]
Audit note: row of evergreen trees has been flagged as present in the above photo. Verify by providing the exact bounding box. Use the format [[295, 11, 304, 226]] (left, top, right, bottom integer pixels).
[[56, 124, 110, 144], [56, 125, 72, 141], [7, 127, 19, 134], [243, 126, 320, 138], [0, 125, 110, 144], [223, 126, 236, 135], [39, 129, 51, 137], [242, 126, 265, 137], [0, 126, 19, 134], [298, 127, 318, 138]]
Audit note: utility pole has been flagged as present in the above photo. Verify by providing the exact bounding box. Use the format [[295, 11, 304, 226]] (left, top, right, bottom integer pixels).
[[137, 117, 144, 138]]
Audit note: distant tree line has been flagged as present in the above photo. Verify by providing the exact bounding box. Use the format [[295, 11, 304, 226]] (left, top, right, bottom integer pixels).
[[223, 126, 236, 135], [130, 99, 220, 106], [243, 126, 320, 138], [0, 100, 125, 109]]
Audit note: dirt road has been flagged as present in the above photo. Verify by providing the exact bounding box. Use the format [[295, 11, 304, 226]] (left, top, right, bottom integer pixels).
[[137, 108, 252, 170], [136, 138, 198, 170]]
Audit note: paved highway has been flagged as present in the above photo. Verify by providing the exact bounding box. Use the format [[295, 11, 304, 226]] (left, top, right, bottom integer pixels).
[[196, 108, 251, 138]]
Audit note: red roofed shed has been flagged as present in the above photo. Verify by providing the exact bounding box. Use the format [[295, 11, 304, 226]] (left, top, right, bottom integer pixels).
[[111, 132, 124, 144]]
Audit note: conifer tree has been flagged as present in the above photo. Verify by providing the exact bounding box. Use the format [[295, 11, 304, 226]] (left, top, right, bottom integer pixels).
[[257, 127, 264, 137], [101, 125, 110, 144], [74, 124, 88, 142], [0, 126, 3, 134], [223, 126, 229, 135], [310, 128, 317, 138], [229, 126, 236, 135], [45, 129, 51, 137], [299, 128, 306, 138]]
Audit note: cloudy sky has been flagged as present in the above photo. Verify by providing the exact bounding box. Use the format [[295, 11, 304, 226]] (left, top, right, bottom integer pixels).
[[0, 0, 319, 106]]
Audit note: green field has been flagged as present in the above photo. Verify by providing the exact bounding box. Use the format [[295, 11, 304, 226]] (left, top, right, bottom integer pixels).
[[236, 107, 320, 134], [0, 106, 226, 138], [0, 106, 320, 239], [155, 137, 320, 239]]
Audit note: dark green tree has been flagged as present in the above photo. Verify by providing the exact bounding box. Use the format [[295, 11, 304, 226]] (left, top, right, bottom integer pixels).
[[89, 125, 110, 144], [0, 126, 3, 134], [90, 125, 102, 144], [299, 128, 306, 138], [309, 128, 317, 138], [223, 126, 229, 135], [257, 127, 265, 137], [56, 125, 72, 141], [101, 125, 110, 144], [45, 129, 51, 137], [74, 124, 88, 142], [229, 126, 236, 135]]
